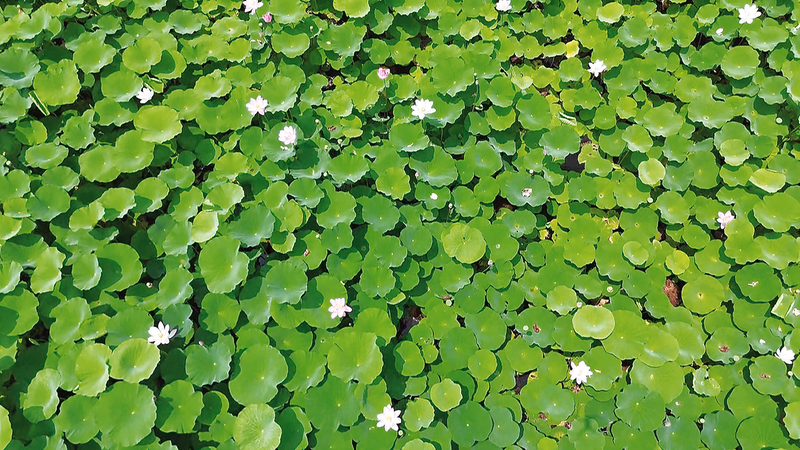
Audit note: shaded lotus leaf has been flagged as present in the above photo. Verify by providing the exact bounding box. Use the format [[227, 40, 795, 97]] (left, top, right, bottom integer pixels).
[[95, 243, 142, 293], [408, 147, 458, 187], [50, 297, 90, 345], [198, 236, 248, 294], [27, 185, 70, 222], [400, 224, 433, 256], [657, 416, 702, 450], [316, 188, 357, 229], [134, 106, 182, 143], [465, 308, 507, 350], [439, 327, 478, 369], [573, 305, 615, 339], [0, 261, 22, 295], [0, 46, 39, 88], [442, 223, 485, 264], [448, 401, 493, 447], [698, 410, 738, 449], [615, 383, 666, 431], [95, 382, 156, 447], [394, 340, 425, 377], [230, 343, 288, 406], [0, 87, 32, 124], [109, 338, 159, 383], [375, 167, 411, 200], [155, 380, 203, 434], [33, 60, 80, 107], [54, 395, 98, 444], [327, 329, 382, 384], [185, 339, 233, 387], [21, 368, 61, 423], [464, 141, 502, 178], [736, 415, 789, 450], [298, 375, 360, 430], [275, 406, 311, 450], [151, 49, 187, 79], [234, 404, 281, 450], [431, 378, 463, 411], [489, 406, 521, 448]]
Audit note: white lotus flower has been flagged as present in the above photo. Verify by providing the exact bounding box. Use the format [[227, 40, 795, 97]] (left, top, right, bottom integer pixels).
[[496, 0, 512, 11], [430, 193, 438, 200], [278, 125, 297, 146], [569, 361, 593, 385], [777, 346, 795, 364], [411, 98, 436, 120], [376, 404, 402, 432], [136, 87, 154, 104], [246, 95, 268, 115], [588, 60, 607, 77], [717, 211, 735, 229], [738, 3, 761, 24], [328, 297, 352, 319], [716, 28, 724, 36], [242, 0, 263, 15], [522, 188, 533, 198], [148, 322, 177, 346]]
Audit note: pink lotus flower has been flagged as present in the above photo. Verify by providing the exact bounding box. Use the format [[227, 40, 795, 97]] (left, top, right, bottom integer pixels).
[[262, 12, 272, 23], [377, 67, 390, 80]]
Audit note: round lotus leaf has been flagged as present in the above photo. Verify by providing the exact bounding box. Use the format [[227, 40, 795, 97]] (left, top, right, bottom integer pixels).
[[431, 378, 463, 412], [657, 416, 703, 450], [502, 337, 543, 373], [785, 402, 800, 439], [109, 338, 160, 383], [442, 223, 486, 264], [750, 356, 791, 396], [464, 141, 502, 178], [753, 192, 800, 232], [539, 126, 579, 160], [749, 168, 786, 193], [0, 46, 39, 88], [637, 159, 666, 186], [642, 104, 683, 137], [546, 285, 578, 315], [156, 380, 204, 434], [468, 349, 498, 380], [0, 262, 22, 296], [706, 327, 750, 364], [572, 305, 615, 339], [358, 263, 396, 297], [234, 404, 282, 450], [25, 142, 68, 169], [27, 184, 70, 222], [393, 340, 425, 377], [656, 191, 690, 225], [700, 410, 739, 450], [448, 401, 493, 447], [230, 343, 288, 406], [516, 93, 551, 131], [73, 343, 111, 397], [21, 368, 61, 423], [402, 439, 435, 450], [272, 28, 311, 58], [734, 262, 782, 302], [376, 166, 411, 200], [615, 383, 666, 431], [720, 46, 759, 79], [622, 241, 650, 267], [33, 60, 80, 107], [113, 130, 155, 173], [200, 293, 240, 333], [122, 37, 162, 73], [488, 406, 521, 447], [191, 210, 219, 243], [332, 0, 369, 17], [283, 350, 326, 392], [94, 243, 142, 293], [95, 382, 156, 447], [630, 361, 683, 403], [736, 415, 789, 450], [198, 236, 248, 294], [133, 105, 182, 143], [681, 275, 724, 315], [465, 308, 507, 350], [520, 381, 575, 422], [327, 329, 382, 384], [185, 339, 233, 387], [440, 327, 479, 369], [54, 395, 98, 444]]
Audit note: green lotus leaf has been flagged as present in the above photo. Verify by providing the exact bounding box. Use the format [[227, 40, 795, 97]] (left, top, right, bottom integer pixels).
[[464, 141, 502, 178], [465, 307, 507, 350], [736, 415, 789, 450], [573, 305, 615, 339], [233, 404, 282, 450], [50, 297, 90, 345], [316, 188, 357, 229], [0, 46, 39, 88], [376, 166, 411, 200], [74, 39, 115, 73], [390, 122, 430, 153], [0, 286, 39, 336], [134, 105, 182, 143], [94, 243, 142, 293], [199, 293, 240, 333], [230, 343, 288, 406], [409, 147, 458, 187], [615, 383, 666, 431], [25, 142, 68, 169], [442, 223, 486, 264], [520, 380, 575, 422], [95, 382, 156, 447], [642, 104, 683, 137], [54, 395, 98, 444], [272, 28, 311, 58], [431, 379, 463, 412], [185, 339, 233, 387], [29, 247, 64, 294], [597, 1, 624, 22], [327, 329, 382, 384], [21, 368, 61, 423], [735, 262, 782, 302], [468, 349, 498, 380], [151, 49, 187, 79], [401, 399, 434, 433], [546, 285, 578, 315], [0, 261, 22, 295], [73, 343, 111, 396], [448, 401, 493, 447], [122, 37, 162, 73], [539, 126, 579, 160], [155, 380, 203, 434], [198, 236, 248, 294], [516, 92, 551, 131], [109, 338, 160, 383], [682, 274, 724, 315], [27, 184, 70, 222], [263, 260, 307, 304], [0, 87, 32, 124], [630, 360, 683, 403], [706, 327, 750, 364], [720, 45, 759, 79], [33, 60, 80, 107], [750, 355, 791, 396], [486, 76, 517, 108], [113, 130, 155, 173], [637, 159, 666, 186], [333, 0, 369, 17], [393, 340, 424, 377]]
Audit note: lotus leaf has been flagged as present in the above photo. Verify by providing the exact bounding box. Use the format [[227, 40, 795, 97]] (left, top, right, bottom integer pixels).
[[234, 404, 282, 450], [109, 338, 160, 383], [95, 382, 157, 447], [33, 60, 80, 107], [230, 343, 288, 405]]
